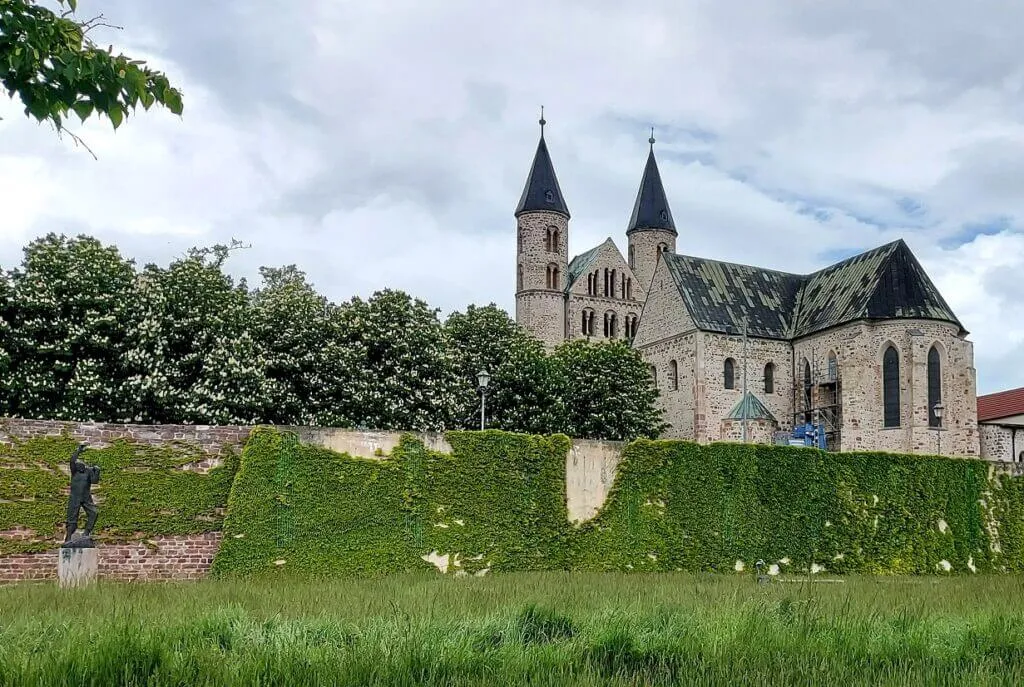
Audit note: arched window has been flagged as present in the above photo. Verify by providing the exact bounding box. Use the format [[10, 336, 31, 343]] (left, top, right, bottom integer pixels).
[[724, 358, 735, 389], [581, 309, 595, 337], [629, 244, 635, 269], [610, 269, 617, 298], [928, 345, 942, 427], [545, 226, 559, 252], [669, 360, 678, 391], [517, 264, 523, 291], [827, 352, 838, 381], [883, 345, 900, 428], [546, 263, 560, 290], [624, 313, 639, 341], [603, 269, 609, 297], [657, 243, 668, 260], [650, 364, 658, 389], [626, 278, 633, 300], [764, 362, 775, 394], [802, 358, 812, 420]]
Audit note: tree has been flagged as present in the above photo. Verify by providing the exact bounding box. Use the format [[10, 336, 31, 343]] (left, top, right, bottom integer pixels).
[[3, 233, 138, 421], [251, 265, 365, 426], [0, 268, 12, 407], [549, 339, 666, 441], [122, 244, 269, 425], [337, 289, 462, 432], [1, 0, 183, 143], [443, 304, 560, 433]]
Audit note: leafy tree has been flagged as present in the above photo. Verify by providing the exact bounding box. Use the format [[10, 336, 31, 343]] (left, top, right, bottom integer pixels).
[[444, 304, 560, 433], [3, 233, 138, 420], [251, 265, 365, 426], [0, 268, 12, 403], [122, 244, 269, 425], [1, 0, 183, 141], [337, 289, 462, 432], [549, 339, 666, 441]]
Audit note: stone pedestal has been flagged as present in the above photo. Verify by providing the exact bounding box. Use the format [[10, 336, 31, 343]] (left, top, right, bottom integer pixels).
[[58, 546, 98, 588]]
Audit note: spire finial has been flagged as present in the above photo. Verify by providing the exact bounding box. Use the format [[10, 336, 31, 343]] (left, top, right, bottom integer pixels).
[[649, 126, 656, 149], [539, 106, 546, 137]]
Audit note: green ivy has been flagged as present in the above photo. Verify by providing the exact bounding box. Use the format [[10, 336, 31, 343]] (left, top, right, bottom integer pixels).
[[0, 434, 238, 555], [212, 428, 571, 577]]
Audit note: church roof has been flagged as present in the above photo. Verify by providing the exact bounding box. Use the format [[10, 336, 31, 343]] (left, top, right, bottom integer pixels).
[[566, 243, 604, 292], [626, 146, 676, 235], [662, 239, 964, 340], [515, 135, 570, 219], [725, 392, 777, 422]]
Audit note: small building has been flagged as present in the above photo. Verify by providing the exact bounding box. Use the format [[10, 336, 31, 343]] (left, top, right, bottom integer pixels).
[[978, 387, 1024, 463]]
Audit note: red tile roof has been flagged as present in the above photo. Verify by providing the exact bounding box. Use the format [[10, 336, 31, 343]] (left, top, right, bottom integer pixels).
[[978, 387, 1024, 422]]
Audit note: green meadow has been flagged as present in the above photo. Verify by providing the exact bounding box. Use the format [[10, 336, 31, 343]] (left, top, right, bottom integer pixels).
[[2, 573, 1023, 686]]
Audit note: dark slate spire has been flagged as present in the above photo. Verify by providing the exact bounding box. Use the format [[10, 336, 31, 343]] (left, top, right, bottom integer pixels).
[[515, 108, 570, 219], [626, 131, 676, 235]]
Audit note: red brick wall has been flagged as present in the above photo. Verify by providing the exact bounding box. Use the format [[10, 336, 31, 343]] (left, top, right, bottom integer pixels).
[[0, 534, 223, 582]]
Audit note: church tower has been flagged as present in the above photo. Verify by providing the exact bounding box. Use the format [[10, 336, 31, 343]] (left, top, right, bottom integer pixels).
[[515, 112, 570, 348], [626, 132, 677, 292]]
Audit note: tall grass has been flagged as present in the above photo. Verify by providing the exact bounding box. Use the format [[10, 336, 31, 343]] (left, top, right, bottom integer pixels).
[[1, 574, 1022, 685]]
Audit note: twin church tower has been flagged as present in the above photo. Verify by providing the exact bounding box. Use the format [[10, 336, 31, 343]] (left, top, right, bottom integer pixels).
[[514, 113, 676, 348]]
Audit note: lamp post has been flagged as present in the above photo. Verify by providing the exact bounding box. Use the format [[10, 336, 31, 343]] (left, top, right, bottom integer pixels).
[[477, 370, 491, 430], [933, 401, 945, 455]]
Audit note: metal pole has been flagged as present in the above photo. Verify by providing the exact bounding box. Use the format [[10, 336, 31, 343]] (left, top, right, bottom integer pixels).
[[480, 388, 486, 431], [742, 317, 748, 443]]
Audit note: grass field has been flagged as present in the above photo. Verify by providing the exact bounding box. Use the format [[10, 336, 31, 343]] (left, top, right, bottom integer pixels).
[[2, 573, 1023, 686]]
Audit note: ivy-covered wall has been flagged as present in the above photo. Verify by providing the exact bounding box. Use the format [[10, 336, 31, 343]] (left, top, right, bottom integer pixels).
[[0, 435, 238, 555], [212, 428, 1024, 577], [212, 428, 571, 577]]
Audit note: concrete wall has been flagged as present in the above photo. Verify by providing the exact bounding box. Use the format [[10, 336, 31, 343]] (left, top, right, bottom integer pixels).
[[980, 423, 1023, 463]]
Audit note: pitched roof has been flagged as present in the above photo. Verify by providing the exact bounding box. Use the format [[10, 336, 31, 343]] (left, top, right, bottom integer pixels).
[[725, 392, 777, 422], [661, 239, 964, 340], [978, 387, 1024, 422], [515, 135, 570, 218], [565, 243, 604, 292], [626, 147, 676, 235]]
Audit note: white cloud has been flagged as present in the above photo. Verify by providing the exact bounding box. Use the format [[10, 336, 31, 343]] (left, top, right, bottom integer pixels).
[[1, 0, 1023, 394]]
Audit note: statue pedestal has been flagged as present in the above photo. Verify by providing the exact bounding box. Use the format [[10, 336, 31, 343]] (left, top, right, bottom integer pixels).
[[58, 546, 98, 588]]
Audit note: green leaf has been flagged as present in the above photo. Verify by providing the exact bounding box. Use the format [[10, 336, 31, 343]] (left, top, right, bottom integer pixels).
[[72, 99, 93, 122], [67, 0, 78, 11], [108, 105, 123, 129]]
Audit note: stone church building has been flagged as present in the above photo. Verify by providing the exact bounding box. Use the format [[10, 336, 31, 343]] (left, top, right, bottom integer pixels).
[[514, 120, 980, 457]]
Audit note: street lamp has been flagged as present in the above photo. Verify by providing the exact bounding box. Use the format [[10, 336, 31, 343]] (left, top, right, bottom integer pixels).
[[477, 370, 491, 430], [933, 401, 945, 455]]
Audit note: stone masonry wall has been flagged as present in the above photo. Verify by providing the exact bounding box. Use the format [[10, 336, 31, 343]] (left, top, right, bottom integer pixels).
[[516, 210, 568, 347], [0, 534, 222, 582], [627, 229, 676, 296], [980, 423, 1021, 463], [794, 319, 979, 457]]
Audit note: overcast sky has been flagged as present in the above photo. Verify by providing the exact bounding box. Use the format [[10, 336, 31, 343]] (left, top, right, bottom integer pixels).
[[1, 1, 1022, 395]]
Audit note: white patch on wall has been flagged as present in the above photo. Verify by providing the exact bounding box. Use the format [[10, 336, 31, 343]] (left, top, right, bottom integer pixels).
[[810, 563, 824, 574], [421, 551, 450, 573], [434, 522, 450, 528], [273, 559, 286, 566], [768, 564, 780, 575], [967, 557, 977, 573], [937, 519, 948, 534], [474, 568, 490, 577], [734, 560, 745, 572], [937, 559, 952, 572], [780, 557, 791, 565], [872, 495, 879, 506], [833, 552, 845, 561], [454, 519, 465, 526]]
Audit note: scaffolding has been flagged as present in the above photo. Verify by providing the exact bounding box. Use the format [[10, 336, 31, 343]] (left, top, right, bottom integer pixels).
[[792, 349, 843, 451]]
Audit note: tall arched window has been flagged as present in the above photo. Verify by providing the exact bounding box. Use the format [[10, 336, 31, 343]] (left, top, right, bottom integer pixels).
[[669, 360, 679, 391], [650, 364, 658, 389], [626, 278, 633, 300], [629, 244, 635, 269], [724, 358, 735, 389], [827, 352, 838, 381], [802, 358, 812, 420], [764, 362, 775, 394], [581, 309, 595, 337], [610, 269, 617, 298], [545, 226, 559, 252], [883, 345, 900, 428], [517, 264, 523, 291], [603, 311, 618, 338], [603, 269, 609, 297], [928, 345, 942, 427], [624, 313, 639, 341]]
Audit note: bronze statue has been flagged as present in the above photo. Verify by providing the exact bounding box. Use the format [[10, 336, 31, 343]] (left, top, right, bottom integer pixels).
[[63, 442, 100, 547]]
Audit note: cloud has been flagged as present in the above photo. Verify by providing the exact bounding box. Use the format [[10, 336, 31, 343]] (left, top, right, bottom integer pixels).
[[1, 0, 1023, 395]]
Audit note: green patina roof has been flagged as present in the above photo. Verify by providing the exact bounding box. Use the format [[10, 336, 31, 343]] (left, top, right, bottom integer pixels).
[[726, 392, 777, 422], [662, 239, 963, 340], [565, 242, 606, 293]]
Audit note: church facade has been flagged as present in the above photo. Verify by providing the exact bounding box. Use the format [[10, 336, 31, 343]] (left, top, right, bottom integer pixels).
[[514, 121, 980, 458]]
